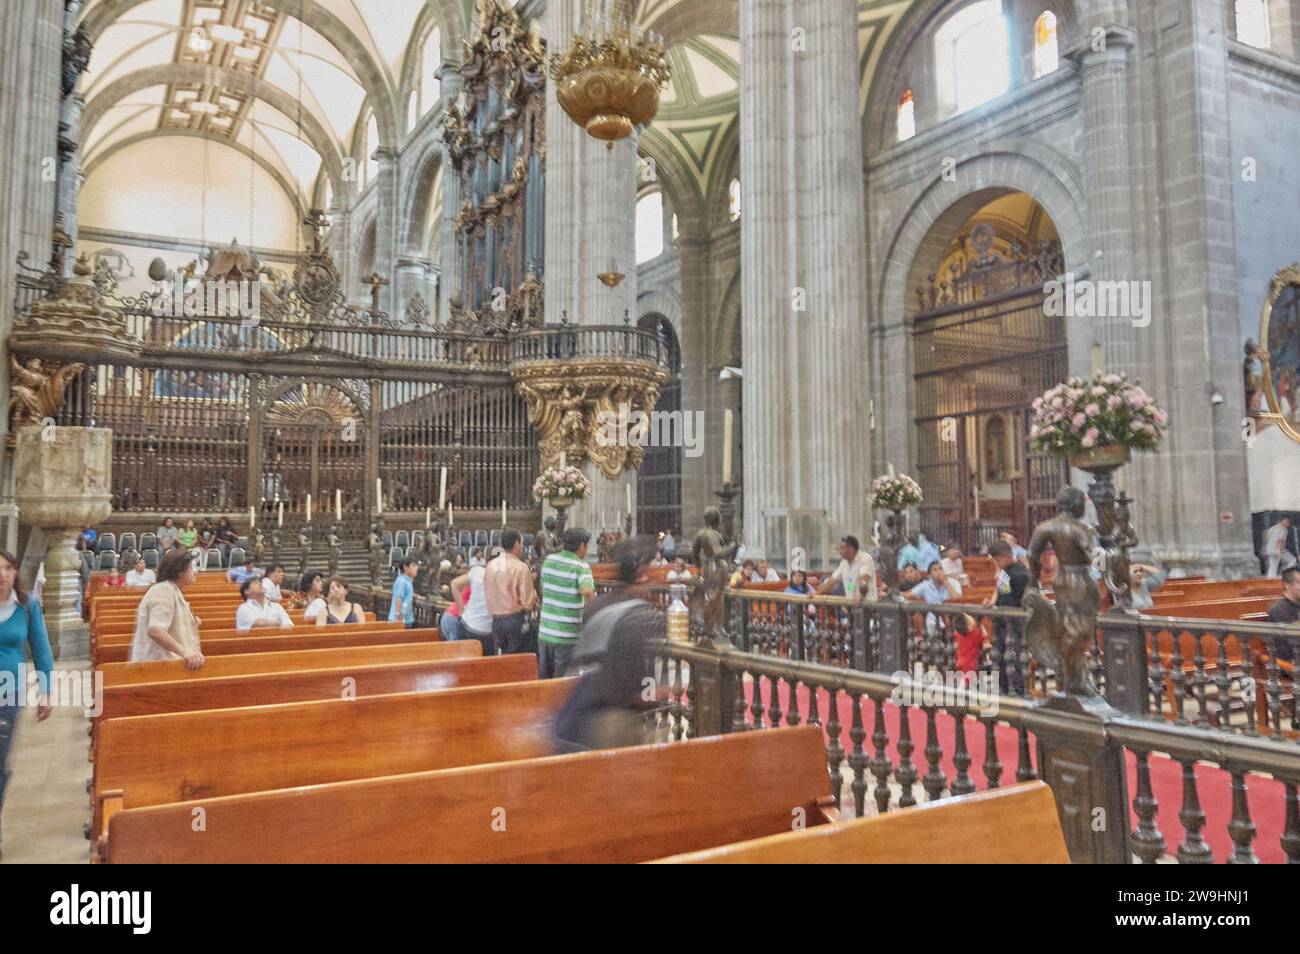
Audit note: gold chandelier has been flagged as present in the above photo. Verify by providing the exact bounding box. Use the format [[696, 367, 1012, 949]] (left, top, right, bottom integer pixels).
[[549, 0, 670, 145]]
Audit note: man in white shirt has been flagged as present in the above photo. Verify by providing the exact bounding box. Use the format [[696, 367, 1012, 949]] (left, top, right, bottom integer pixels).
[[234, 577, 293, 631], [262, 564, 286, 602], [940, 547, 969, 587], [124, 556, 156, 587], [1263, 517, 1296, 577], [456, 563, 495, 647], [751, 559, 781, 583], [817, 535, 878, 601]]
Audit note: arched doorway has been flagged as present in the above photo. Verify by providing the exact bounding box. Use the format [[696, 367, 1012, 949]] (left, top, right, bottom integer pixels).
[[637, 314, 682, 537], [261, 381, 366, 520], [910, 191, 1068, 552]]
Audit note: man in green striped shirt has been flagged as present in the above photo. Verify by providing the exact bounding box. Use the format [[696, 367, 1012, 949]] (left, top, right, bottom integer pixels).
[[538, 528, 595, 678]]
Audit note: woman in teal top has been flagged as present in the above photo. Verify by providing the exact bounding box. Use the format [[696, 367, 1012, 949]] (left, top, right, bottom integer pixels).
[[0, 549, 54, 843]]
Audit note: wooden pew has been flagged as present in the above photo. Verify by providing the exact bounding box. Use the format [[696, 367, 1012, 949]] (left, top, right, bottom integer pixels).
[[650, 781, 1068, 864], [94, 677, 577, 850], [93, 623, 420, 664], [98, 639, 470, 686], [102, 725, 834, 863], [96, 651, 531, 722]]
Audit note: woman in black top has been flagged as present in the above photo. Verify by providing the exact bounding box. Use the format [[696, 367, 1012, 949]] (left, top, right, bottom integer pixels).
[[317, 576, 365, 626]]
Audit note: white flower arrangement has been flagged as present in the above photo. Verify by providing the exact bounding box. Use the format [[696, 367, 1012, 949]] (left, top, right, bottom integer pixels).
[[868, 472, 923, 511], [531, 464, 591, 502], [1029, 373, 1168, 456]]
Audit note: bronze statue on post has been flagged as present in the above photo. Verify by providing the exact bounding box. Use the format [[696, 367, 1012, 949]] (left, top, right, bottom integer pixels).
[[1024, 486, 1101, 696], [367, 523, 383, 587], [690, 505, 736, 643], [414, 524, 443, 597], [297, 522, 313, 577], [327, 523, 342, 577]]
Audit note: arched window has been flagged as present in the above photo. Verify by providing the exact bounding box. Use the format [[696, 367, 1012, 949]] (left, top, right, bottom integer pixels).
[[727, 178, 741, 222], [636, 191, 665, 263], [1032, 11, 1059, 78], [1235, 0, 1271, 49], [897, 88, 916, 141], [935, 0, 1010, 115]]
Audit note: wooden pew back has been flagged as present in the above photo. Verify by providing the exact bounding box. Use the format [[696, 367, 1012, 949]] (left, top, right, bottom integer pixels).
[[95, 678, 576, 846], [93, 623, 418, 664], [104, 725, 832, 863], [649, 781, 1068, 864]]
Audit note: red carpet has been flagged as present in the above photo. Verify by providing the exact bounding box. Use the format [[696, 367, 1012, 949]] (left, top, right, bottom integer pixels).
[[756, 683, 1288, 862]]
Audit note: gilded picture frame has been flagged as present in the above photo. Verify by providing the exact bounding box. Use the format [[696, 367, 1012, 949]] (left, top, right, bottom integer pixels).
[[1259, 263, 1300, 443]]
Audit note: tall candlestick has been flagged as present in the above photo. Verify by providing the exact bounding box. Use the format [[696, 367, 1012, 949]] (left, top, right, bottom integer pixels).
[[887, 461, 895, 476], [600, 511, 606, 530], [426, 506, 431, 529], [306, 494, 312, 523], [375, 478, 382, 514], [335, 488, 342, 517], [501, 499, 507, 528], [448, 503, 453, 527], [277, 501, 284, 527], [626, 482, 632, 516], [249, 505, 255, 529], [722, 409, 734, 485], [559, 451, 567, 469], [438, 466, 447, 510]]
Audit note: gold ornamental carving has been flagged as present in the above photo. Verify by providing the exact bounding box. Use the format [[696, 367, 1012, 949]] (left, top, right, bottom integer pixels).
[[7, 357, 84, 432], [511, 358, 667, 480], [1257, 262, 1300, 443]]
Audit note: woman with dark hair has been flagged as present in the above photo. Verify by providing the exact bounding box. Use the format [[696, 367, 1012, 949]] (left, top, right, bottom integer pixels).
[[299, 571, 326, 623], [317, 576, 365, 626], [128, 549, 204, 668], [0, 549, 54, 848]]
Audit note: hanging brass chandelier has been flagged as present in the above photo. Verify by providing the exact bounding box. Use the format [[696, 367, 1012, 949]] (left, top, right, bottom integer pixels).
[[549, 0, 670, 145]]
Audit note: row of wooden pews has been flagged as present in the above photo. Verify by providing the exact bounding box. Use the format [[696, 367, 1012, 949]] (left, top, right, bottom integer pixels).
[[86, 579, 1069, 863]]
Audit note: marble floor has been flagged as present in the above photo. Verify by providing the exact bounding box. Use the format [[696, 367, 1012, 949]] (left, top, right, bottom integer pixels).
[[1, 659, 92, 864]]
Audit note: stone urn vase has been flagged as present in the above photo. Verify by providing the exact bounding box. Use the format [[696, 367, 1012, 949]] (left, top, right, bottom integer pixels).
[[14, 426, 113, 658]]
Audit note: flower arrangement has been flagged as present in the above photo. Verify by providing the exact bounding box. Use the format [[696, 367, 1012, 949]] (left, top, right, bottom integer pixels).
[[868, 472, 923, 511], [1029, 373, 1168, 456], [532, 464, 591, 502]]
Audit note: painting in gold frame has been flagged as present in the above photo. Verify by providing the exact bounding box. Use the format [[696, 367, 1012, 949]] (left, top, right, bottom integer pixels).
[[1259, 263, 1300, 443]]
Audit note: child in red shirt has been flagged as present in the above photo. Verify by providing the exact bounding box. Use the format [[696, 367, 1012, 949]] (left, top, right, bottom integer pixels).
[[953, 612, 986, 684]]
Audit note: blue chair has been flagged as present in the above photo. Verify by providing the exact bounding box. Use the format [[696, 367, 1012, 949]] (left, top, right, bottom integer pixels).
[[458, 530, 472, 548], [139, 532, 157, 552], [395, 530, 410, 549], [118, 532, 137, 554], [473, 530, 488, 548], [382, 530, 393, 549], [97, 532, 117, 554], [142, 549, 159, 569], [489, 530, 502, 547]]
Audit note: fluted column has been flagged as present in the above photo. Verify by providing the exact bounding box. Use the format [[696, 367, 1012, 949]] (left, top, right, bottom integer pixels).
[[438, 65, 463, 326], [0, 0, 64, 553], [542, 0, 639, 534], [740, 0, 871, 563], [372, 146, 399, 313]]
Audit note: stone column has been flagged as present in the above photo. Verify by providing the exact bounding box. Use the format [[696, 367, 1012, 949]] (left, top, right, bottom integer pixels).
[[438, 65, 464, 327], [372, 147, 400, 313], [675, 222, 715, 534], [740, 0, 871, 563], [542, 0, 640, 534], [14, 426, 113, 659]]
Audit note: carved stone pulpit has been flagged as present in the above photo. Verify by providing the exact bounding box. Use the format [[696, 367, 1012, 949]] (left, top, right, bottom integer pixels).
[[14, 426, 113, 657]]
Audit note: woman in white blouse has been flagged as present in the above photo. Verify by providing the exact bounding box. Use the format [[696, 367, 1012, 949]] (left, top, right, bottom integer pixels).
[[299, 571, 326, 623]]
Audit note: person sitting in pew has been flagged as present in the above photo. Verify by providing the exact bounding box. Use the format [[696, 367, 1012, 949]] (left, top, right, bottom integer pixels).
[[751, 559, 780, 583], [317, 577, 366, 626], [940, 547, 969, 588], [554, 538, 661, 753], [299, 572, 326, 623], [103, 564, 127, 588], [262, 564, 287, 602], [124, 555, 155, 587], [1128, 563, 1167, 611], [235, 577, 293, 631], [1265, 567, 1300, 662], [128, 549, 204, 669], [729, 559, 756, 588], [227, 556, 261, 586]]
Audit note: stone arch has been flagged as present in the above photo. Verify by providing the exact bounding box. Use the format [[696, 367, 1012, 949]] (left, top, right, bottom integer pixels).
[[636, 285, 684, 347], [712, 266, 741, 363], [79, 0, 401, 147], [80, 63, 348, 195], [639, 0, 738, 47], [876, 142, 1087, 325], [401, 141, 443, 255], [83, 130, 308, 217]]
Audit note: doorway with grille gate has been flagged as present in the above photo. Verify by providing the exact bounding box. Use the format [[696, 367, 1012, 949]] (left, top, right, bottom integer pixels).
[[911, 195, 1069, 553]]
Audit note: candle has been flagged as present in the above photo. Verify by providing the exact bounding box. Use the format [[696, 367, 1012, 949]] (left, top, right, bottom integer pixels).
[[426, 506, 431, 529], [277, 501, 284, 527], [600, 511, 606, 530], [448, 503, 454, 527], [335, 488, 342, 517], [887, 461, 895, 476], [501, 499, 507, 527], [438, 467, 447, 510], [560, 451, 566, 470], [626, 482, 632, 515], [249, 505, 255, 529], [722, 409, 733, 485], [375, 478, 382, 514], [306, 494, 312, 522]]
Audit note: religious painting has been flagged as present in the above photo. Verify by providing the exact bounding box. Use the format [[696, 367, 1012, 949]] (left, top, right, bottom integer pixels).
[[1260, 264, 1300, 441]]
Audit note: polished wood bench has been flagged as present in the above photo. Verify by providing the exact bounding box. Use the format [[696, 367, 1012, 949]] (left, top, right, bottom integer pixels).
[[98, 638, 467, 686], [649, 781, 1068, 863], [94, 623, 423, 664], [101, 725, 833, 863], [94, 677, 575, 852], [95, 650, 529, 723]]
